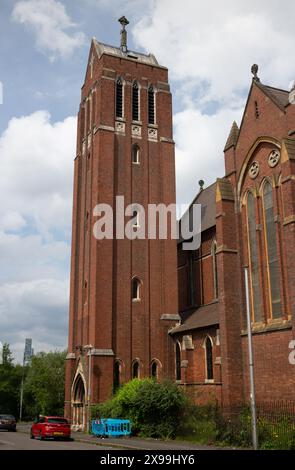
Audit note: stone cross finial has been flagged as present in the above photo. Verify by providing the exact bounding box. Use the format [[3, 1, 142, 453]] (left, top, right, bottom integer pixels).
[[251, 64, 260, 82], [118, 16, 129, 53]]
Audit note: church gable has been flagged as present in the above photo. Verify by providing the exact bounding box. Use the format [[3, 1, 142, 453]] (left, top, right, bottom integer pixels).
[[233, 73, 289, 179]]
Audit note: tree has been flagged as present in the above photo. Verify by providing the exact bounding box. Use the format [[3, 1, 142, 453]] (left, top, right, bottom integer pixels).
[[2, 342, 14, 365], [23, 350, 66, 418], [0, 343, 23, 416]]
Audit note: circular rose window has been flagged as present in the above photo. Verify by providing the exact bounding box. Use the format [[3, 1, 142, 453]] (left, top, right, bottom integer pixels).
[[249, 161, 259, 179], [268, 149, 280, 168]]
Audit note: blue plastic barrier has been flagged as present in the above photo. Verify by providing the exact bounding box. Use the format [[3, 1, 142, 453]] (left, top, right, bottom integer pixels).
[[91, 419, 131, 437]]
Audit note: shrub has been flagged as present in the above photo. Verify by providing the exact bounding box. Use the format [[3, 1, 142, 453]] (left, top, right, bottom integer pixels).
[[178, 403, 220, 445], [91, 379, 189, 439]]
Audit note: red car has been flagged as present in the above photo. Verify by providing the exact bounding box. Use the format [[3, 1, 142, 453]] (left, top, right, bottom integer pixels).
[[30, 416, 71, 440]]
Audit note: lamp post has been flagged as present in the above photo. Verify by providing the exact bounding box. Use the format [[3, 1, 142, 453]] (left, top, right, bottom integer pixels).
[[244, 268, 258, 450], [83, 344, 93, 433], [19, 354, 25, 421]]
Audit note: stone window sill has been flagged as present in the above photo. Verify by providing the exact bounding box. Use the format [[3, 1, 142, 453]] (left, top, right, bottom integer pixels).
[[241, 318, 292, 336]]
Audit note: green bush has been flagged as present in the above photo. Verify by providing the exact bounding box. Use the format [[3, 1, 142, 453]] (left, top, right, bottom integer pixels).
[[92, 379, 189, 439], [215, 406, 295, 449], [178, 403, 220, 445]]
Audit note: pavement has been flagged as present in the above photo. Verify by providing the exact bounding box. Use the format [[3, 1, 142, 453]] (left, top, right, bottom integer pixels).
[[12, 423, 221, 450]]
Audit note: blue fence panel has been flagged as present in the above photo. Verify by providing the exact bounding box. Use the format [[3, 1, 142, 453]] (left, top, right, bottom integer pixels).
[[91, 419, 131, 437]]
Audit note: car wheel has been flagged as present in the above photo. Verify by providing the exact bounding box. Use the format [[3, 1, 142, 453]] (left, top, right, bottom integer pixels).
[[39, 432, 44, 441], [30, 432, 34, 439]]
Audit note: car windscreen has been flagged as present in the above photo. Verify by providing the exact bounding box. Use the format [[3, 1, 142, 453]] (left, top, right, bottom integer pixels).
[[0, 415, 15, 420], [47, 418, 68, 424]]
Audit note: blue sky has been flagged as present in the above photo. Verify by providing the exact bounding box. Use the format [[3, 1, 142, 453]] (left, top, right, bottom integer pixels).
[[0, 0, 294, 361]]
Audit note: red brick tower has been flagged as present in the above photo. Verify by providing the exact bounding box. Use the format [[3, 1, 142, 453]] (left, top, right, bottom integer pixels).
[[65, 18, 179, 429]]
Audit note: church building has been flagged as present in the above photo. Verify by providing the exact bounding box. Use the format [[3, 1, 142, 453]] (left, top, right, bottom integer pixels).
[[65, 19, 295, 429]]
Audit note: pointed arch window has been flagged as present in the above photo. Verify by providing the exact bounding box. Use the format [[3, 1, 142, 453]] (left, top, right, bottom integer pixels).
[[132, 144, 140, 164], [175, 342, 181, 381], [132, 361, 139, 379], [246, 191, 262, 322], [151, 361, 158, 379], [211, 240, 218, 299], [114, 361, 120, 393], [263, 181, 282, 318], [205, 336, 213, 380], [132, 81, 139, 121], [116, 78, 123, 118], [132, 210, 139, 228], [148, 85, 155, 124], [132, 277, 141, 301]]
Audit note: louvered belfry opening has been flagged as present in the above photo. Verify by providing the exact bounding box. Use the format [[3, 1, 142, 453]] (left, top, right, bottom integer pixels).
[[116, 78, 123, 118], [148, 85, 155, 124], [132, 81, 139, 121]]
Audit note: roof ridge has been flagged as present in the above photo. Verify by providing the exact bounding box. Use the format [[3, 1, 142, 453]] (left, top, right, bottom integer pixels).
[[254, 80, 288, 111], [261, 83, 289, 94], [93, 38, 152, 58]]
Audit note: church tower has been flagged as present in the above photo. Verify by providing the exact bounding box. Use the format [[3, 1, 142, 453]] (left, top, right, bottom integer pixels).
[[65, 18, 179, 429]]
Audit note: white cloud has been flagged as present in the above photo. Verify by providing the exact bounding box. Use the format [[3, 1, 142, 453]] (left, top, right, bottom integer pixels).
[[12, 0, 86, 60], [131, 0, 295, 204], [0, 110, 76, 361], [0, 279, 69, 362], [0, 110, 76, 237], [174, 106, 243, 205], [133, 0, 295, 104]]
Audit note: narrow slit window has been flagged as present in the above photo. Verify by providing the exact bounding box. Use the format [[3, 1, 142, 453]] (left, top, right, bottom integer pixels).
[[212, 240, 218, 299], [151, 361, 158, 379], [205, 337, 213, 380], [113, 361, 120, 393], [175, 342, 181, 380], [132, 145, 140, 164], [116, 78, 123, 118], [148, 85, 155, 124], [132, 277, 141, 301], [132, 361, 139, 379], [132, 210, 139, 227], [132, 82, 139, 121]]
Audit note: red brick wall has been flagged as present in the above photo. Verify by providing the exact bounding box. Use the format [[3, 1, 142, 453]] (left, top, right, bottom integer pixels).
[[174, 327, 222, 406], [241, 328, 295, 402]]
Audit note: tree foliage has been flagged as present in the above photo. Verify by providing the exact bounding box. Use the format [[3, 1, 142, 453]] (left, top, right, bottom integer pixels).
[[0, 343, 23, 417], [23, 350, 66, 418]]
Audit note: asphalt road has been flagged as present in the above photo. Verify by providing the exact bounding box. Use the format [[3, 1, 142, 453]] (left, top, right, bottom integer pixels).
[[0, 430, 113, 450]]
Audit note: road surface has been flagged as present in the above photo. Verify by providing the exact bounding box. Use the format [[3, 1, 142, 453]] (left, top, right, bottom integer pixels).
[[0, 430, 113, 450]]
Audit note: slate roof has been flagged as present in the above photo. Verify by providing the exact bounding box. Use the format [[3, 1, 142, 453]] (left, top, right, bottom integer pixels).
[[256, 82, 290, 110], [178, 182, 216, 243], [284, 137, 295, 160], [170, 302, 219, 334]]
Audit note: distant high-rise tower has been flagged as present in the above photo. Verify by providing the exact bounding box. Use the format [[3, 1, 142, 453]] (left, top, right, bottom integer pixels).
[[23, 338, 33, 366], [65, 19, 179, 429]]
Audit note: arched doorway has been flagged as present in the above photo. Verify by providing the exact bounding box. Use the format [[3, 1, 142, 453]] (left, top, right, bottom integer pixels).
[[72, 374, 86, 430]]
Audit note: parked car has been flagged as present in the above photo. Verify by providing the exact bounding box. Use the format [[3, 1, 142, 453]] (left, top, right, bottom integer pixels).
[[30, 416, 71, 440], [0, 415, 17, 432]]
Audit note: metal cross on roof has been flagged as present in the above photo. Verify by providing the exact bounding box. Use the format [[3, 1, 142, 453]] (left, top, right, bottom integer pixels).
[[118, 16, 129, 53]]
